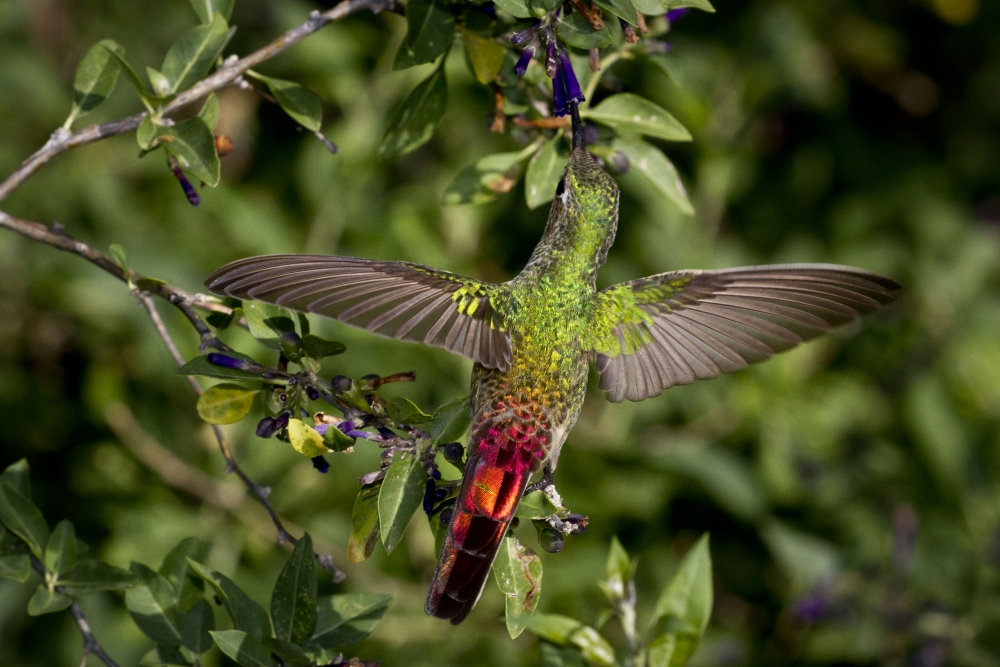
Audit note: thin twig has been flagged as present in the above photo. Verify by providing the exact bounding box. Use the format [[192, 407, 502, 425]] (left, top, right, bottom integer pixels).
[[27, 557, 121, 667], [0, 0, 401, 204], [135, 294, 346, 581]]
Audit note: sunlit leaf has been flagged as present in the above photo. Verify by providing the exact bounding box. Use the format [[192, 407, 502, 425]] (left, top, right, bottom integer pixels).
[[210, 630, 276, 667], [288, 419, 333, 458], [187, 559, 270, 640], [188, 0, 235, 23], [99, 40, 153, 102], [347, 484, 381, 563], [43, 520, 77, 576], [271, 533, 317, 645], [540, 641, 587, 667], [583, 94, 691, 141], [28, 585, 73, 616], [0, 460, 31, 503], [464, 30, 505, 84], [147, 67, 172, 98], [524, 613, 617, 667], [385, 396, 432, 424], [393, 0, 455, 70], [198, 93, 220, 130], [647, 534, 712, 667], [525, 135, 568, 209], [301, 334, 346, 359], [378, 457, 427, 553], [309, 593, 394, 649], [493, 0, 533, 18], [442, 150, 532, 206], [493, 532, 543, 638], [196, 383, 258, 425], [604, 536, 631, 594], [380, 65, 448, 158], [161, 12, 229, 94], [613, 138, 693, 215], [666, 0, 714, 11], [159, 117, 221, 186], [243, 301, 297, 349], [159, 537, 207, 612], [0, 482, 49, 558], [557, 12, 612, 50], [594, 0, 638, 25], [515, 490, 560, 520]]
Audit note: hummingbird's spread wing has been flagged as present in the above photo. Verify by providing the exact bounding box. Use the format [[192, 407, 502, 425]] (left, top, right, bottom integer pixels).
[[586, 264, 899, 402], [206, 255, 512, 371]]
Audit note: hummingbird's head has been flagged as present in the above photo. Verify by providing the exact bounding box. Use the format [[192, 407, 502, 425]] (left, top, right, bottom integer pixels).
[[550, 147, 620, 269]]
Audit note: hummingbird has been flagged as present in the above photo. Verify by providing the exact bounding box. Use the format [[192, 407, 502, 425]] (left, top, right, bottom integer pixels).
[[205, 118, 898, 625]]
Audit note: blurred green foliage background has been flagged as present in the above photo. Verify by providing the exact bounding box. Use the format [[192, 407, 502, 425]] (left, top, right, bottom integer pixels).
[[2, 0, 1000, 665]]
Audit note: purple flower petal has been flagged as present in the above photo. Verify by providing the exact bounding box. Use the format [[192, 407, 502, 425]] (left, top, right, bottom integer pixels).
[[559, 52, 585, 103], [207, 353, 254, 372], [666, 8, 689, 23], [515, 48, 534, 77]]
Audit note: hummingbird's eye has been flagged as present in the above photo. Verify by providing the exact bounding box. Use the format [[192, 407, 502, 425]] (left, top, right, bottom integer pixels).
[[555, 178, 565, 197]]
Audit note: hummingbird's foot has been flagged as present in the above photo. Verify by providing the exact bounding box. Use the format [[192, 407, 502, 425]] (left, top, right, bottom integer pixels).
[[525, 463, 555, 494]]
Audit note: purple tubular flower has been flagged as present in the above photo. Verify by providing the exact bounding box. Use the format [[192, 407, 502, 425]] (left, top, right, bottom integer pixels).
[[274, 411, 291, 430], [553, 66, 570, 117], [515, 47, 534, 77], [311, 456, 330, 473], [511, 29, 535, 45], [256, 417, 279, 438], [666, 8, 688, 23], [207, 353, 254, 372], [169, 161, 200, 206], [423, 479, 436, 515], [559, 53, 585, 104]]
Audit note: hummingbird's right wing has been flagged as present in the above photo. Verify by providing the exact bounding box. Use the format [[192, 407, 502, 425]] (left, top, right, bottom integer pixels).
[[585, 264, 899, 402], [206, 255, 512, 371]]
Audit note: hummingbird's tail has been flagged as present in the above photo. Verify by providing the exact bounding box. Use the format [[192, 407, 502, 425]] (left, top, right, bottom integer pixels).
[[425, 405, 548, 624]]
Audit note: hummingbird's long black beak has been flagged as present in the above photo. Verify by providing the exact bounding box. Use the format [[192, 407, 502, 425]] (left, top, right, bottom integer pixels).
[[570, 101, 585, 150]]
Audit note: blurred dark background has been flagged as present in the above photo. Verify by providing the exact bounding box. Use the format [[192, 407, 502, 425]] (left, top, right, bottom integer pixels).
[[2, 0, 999, 665]]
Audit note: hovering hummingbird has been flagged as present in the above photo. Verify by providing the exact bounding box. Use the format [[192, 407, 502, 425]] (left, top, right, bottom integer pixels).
[[205, 120, 898, 625]]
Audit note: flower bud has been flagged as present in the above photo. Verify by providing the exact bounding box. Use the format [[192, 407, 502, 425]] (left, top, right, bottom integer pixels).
[[256, 417, 279, 438], [666, 8, 688, 23], [511, 28, 535, 45], [515, 48, 535, 77], [280, 331, 302, 357], [423, 479, 437, 515], [331, 375, 354, 392], [434, 487, 449, 502], [307, 387, 320, 401], [439, 507, 454, 527], [539, 527, 565, 553], [431, 467, 442, 480], [442, 442, 465, 463], [207, 353, 254, 372], [311, 456, 330, 473], [609, 151, 630, 174], [583, 124, 600, 145]]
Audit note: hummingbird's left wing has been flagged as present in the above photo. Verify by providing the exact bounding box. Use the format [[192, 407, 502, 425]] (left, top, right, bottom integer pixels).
[[585, 264, 899, 402], [206, 255, 512, 371]]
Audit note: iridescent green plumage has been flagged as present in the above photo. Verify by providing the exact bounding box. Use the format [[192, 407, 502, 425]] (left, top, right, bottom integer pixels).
[[206, 146, 899, 623]]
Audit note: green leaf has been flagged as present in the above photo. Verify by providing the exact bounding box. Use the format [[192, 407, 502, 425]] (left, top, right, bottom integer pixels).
[[261, 639, 312, 667], [61, 559, 136, 591], [28, 584, 73, 616], [210, 630, 276, 667], [379, 65, 448, 158], [493, 532, 543, 638], [629, 0, 667, 13], [159, 537, 207, 611], [244, 301, 297, 349], [378, 457, 427, 553], [181, 599, 215, 654], [147, 67, 172, 98], [301, 334, 346, 359], [613, 138, 693, 215], [187, 559, 270, 640], [347, 484, 381, 563], [248, 73, 323, 132], [43, 520, 77, 576], [161, 12, 229, 94], [666, 0, 714, 11], [0, 554, 31, 582], [323, 423, 356, 452], [594, 0, 637, 25], [442, 149, 532, 206], [160, 117, 222, 186], [541, 641, 587, 667], [188, 0, 235, 23], [136, 277, 167, 290], [137, 116, 157, 151], [310, 593, 393, 649], [139, 645, 191, 667], [69, 41, 123, 120], [428, 396, 471, 445], [0, 482, 49, 558], [515, 490, 560, 520], [583, 94, 691, 141], [198, 93, 220, 130], [493, 0, 533, 18], [109, 244, 129, 273], [524, 614, 617, 667], [271, 533, 317, 644], [605, 536, 631, 592], [557, 12, 612, 50], [464, 30, 505, 84], [196, 383, 258, 425], [126, 562, 184, 646], [385, 396, 433, 424], [178, 354, 264, 382], [287, 419, 333, 458], [99, 40, 153, 102], [525, 135, 568, 209], [647, 534, 712, 667], [0, 459, 31, 498], [393, 0, 455, 70]]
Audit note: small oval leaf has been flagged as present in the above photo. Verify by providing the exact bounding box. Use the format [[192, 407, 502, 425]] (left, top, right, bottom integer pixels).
[[196, 383, 257, 425]]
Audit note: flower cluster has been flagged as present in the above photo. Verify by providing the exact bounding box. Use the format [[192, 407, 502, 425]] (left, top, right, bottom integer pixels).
[[512, 23, 584, 117]]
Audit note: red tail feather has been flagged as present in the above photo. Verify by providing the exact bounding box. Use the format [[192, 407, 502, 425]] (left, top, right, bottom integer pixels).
[[426, 404, 548, 623]]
